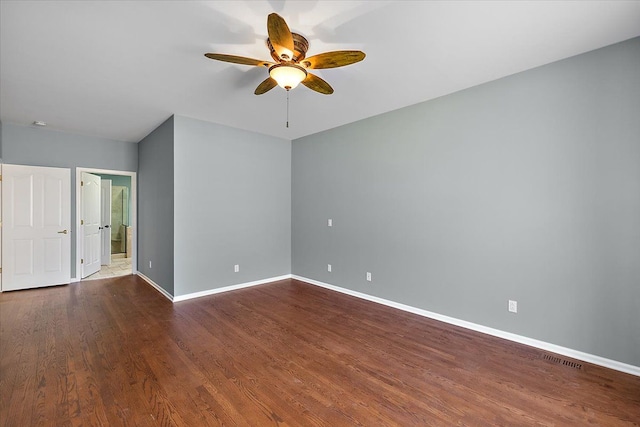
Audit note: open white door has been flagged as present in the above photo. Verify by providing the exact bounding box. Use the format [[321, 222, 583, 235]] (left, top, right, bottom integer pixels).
[[81, 172, 101, 278], [1, 164, 71, 291], [101, 179, 112, 265]]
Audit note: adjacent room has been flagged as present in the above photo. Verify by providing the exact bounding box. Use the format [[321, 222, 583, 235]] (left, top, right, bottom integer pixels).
[[1, 1, 639, 425]]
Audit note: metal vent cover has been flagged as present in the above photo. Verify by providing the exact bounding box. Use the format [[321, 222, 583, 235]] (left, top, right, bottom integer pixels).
[[542, 353, 583, 370]]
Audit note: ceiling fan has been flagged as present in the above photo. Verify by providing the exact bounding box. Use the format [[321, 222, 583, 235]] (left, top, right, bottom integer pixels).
[[205, 13, 365, 95]]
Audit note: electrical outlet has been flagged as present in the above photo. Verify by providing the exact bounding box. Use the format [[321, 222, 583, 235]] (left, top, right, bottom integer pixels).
[[508, 300, 518, 313], [366, 272, 372, 282], [234, 264, 240, 273], [328, 219, 333, 227], [149, 260, 152, 269], [327, 264, 332, 272]]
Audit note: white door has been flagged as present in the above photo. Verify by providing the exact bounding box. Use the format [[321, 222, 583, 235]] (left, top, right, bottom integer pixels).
[[100, 179, 112, 265], [1, 164, 71, 291], [81, 172, 101, 278]]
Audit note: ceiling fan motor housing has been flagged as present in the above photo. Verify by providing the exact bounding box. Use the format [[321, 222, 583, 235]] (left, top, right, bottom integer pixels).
[[267, 33, 309, 63]]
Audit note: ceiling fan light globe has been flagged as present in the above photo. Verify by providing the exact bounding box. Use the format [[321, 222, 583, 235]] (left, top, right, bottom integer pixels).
[[269, 64, 307, 90]]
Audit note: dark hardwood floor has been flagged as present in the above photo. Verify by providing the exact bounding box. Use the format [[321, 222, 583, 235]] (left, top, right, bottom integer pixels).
[[1, 276, 639, 426]]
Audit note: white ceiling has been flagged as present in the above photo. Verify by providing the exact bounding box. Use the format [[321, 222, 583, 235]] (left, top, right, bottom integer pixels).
[[1, 1, 639, 143]]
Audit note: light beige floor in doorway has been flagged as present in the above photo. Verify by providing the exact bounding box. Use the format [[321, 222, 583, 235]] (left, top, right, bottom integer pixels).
[[84, 254, 132, 281]]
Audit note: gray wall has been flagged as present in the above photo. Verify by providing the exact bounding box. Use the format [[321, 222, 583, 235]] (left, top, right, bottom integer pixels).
[[173, 115, 291, 297], [292, 37, 640, 367], [2, 123, 138, 171], [138, 116, 175, 296], [1, 123, 138, 278]]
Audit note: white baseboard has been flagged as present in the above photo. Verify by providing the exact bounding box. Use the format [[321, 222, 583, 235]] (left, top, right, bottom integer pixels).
[[137, 272, 174, 302], [292, 275, 640, 377], [172, 274, 293, 302]]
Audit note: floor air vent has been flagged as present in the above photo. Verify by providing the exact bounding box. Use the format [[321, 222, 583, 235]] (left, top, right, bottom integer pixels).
[[542, 353, 583, 370]]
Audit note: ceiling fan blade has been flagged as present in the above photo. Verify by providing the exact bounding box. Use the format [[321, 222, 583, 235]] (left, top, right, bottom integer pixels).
[[267, 13, 295, 61], [254, 77, 277, 95], [301, 73, 334, 95], [301, 51, 366, 69], [204, 53, 271, 67]]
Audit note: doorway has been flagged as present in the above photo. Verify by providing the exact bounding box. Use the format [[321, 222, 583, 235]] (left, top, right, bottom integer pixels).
[[76, 167, 137, 281]]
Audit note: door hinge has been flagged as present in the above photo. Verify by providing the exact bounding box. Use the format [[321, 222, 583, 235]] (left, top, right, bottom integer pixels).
[[81, 259, 84, 264], [81, 181, 84, 186], [0, 174, 2, 181], [0, 267, 2, 273], [81, 219, 84, 225]]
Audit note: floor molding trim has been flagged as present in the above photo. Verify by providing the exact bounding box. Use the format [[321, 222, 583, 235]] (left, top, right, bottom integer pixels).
[[137, 273, 174, 302], [172, 274, 293, 302], [292, 275, 640, 377]]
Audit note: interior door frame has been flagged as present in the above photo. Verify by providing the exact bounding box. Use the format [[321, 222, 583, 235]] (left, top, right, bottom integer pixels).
[[75, 167, 137, 281]]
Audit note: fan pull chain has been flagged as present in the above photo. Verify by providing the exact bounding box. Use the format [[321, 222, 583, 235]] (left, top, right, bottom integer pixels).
[[286, 90, 290, 128]]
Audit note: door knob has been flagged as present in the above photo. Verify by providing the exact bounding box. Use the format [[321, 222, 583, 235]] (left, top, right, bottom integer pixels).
[[57, 230, 68, 234]]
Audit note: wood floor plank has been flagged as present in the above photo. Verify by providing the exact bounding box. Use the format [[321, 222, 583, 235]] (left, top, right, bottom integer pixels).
[[5, 295, 47, 426], [1, 276, 639, 426], [0, 290, 32, 419]]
